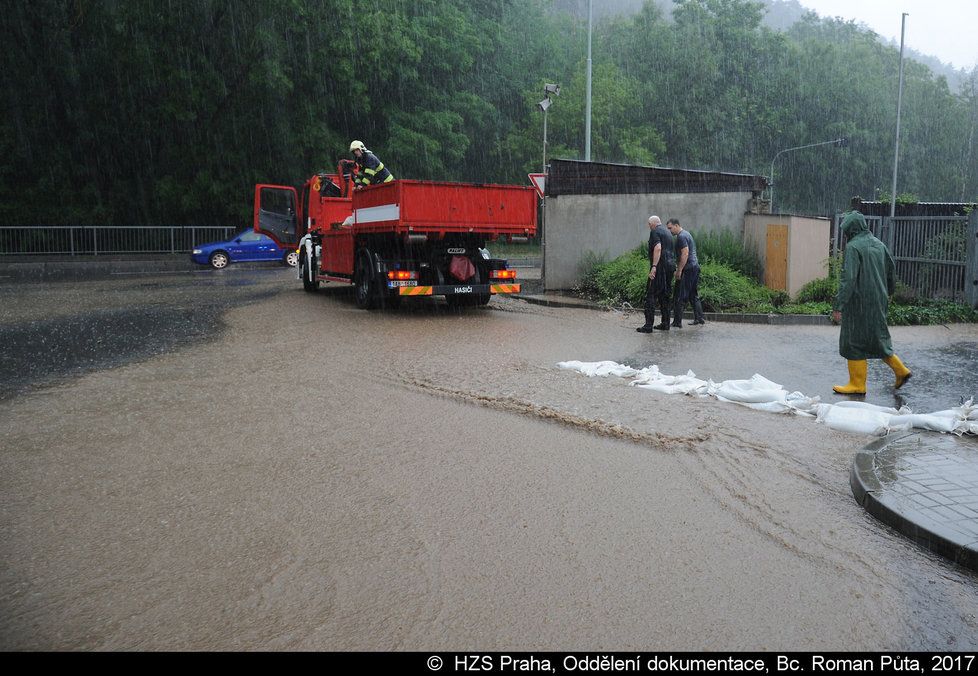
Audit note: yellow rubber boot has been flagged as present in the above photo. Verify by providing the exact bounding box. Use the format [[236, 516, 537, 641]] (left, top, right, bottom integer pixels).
[[883, 354, 912, 389], [833, 359, 867, 395]]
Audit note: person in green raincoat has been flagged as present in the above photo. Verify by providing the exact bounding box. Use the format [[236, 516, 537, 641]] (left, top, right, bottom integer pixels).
[[831, 209, 912, 394]]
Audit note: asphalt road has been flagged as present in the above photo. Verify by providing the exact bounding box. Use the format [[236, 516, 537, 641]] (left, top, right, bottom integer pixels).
[[1, 269, 976, 650]]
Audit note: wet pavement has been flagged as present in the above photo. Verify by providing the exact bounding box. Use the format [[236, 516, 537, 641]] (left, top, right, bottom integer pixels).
[[523, 290, 978, 571], [2, 269, 978, 649], [0, 270, 287, 399], [853, 433, 978, 571]]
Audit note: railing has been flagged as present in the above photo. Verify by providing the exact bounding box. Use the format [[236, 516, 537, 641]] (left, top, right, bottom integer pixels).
[[0, 226, 240, 256], [834, 213, 977, 304]]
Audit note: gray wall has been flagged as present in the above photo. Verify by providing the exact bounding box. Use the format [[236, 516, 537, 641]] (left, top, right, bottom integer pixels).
[[544, 191, 753, 290]]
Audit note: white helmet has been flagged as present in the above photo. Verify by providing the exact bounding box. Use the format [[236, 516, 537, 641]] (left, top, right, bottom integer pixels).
[[349, 140, 366, 153]]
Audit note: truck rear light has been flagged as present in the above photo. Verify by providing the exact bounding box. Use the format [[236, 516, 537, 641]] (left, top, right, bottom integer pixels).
[[490, 269, 517, 280], [387, 270, 417, 281]]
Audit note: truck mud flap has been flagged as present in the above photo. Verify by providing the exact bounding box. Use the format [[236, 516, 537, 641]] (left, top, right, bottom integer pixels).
[[397, 283, 521, 297]]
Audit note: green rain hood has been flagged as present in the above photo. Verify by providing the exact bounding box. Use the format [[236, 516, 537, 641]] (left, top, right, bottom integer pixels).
[[833, 211, 896, 360]]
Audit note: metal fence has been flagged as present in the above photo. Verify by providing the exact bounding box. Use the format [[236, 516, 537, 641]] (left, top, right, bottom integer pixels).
[[833, 212, 978, 305], [0, 226, 240, 256]]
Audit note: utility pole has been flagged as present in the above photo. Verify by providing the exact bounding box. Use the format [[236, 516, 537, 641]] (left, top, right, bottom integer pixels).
[[585, 0, 592, 162], [890, 13, 908, 219]]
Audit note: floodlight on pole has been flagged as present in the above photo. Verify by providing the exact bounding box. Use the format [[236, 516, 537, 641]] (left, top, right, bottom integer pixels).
[[769, 137, 849, 213], [539, 83, 560, 174]]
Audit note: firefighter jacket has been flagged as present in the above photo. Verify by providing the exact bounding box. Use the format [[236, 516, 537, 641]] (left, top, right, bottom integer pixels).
[[354, 150, 394, 188]]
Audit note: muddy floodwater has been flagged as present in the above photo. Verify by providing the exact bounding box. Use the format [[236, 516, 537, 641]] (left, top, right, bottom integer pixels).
[[1, 270, 976, 650]]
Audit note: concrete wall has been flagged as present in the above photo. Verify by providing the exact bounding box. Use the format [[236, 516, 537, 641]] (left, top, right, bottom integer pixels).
[[544, 191, 753, 290], [744, 214, 831, 298]]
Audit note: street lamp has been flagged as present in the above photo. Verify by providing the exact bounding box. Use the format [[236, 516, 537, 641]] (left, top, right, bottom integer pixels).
[[769, 137, 849, 213], [538, 83, 560, 174], [890, 13, 909, 218]]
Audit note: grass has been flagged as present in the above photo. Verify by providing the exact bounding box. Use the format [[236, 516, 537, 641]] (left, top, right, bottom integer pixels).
[[487, 240, 540, 259]]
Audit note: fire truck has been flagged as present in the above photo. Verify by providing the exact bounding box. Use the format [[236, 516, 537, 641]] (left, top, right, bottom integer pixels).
[[253, 163, 537, 309]]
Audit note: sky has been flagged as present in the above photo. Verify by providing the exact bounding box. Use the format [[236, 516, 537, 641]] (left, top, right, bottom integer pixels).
[[797, 0, 978, 70]]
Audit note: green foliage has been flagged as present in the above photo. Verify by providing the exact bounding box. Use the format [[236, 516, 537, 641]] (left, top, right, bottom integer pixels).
[[796, 276, 837, 304], [574, 250, 608, 300], [0, 0, 975, 225], [778, 302, 832, 315], [697, 261, 779, 311], [696, 230, 763, 281], [876, 191, 921, 206], [594, 246, 648, 305], [888, 300, 978, 326]]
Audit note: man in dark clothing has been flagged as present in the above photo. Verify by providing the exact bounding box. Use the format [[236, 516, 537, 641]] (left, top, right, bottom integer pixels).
[[667, 218, 705, 328], [831, 209, 912, 394], [349, 140, 394, 189], [637, 215, 676, 332]]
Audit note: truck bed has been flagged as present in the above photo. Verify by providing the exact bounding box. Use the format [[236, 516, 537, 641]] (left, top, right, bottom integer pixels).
[[351, 180, 537, 237]]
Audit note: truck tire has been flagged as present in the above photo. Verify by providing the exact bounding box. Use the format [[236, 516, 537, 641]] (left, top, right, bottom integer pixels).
[[284, 250, 299, 267], [354, 249, 378, 310], [301, 258, 319, 293]]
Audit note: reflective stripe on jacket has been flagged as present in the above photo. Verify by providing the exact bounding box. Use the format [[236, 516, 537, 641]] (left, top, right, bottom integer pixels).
[[354, 150, 394, 187]]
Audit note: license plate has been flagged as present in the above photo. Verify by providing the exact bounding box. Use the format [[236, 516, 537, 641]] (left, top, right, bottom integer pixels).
[[388, 280, 418, 288]]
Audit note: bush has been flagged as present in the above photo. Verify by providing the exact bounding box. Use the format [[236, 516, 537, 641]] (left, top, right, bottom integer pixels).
[[575, 251, 607, 300], [779, 302, 832, 315], [594, 246, 647, 305], [696, 230, 763, 281], [796, 276, 837, 304], [697, 261, 779, 311], [888, 299, 978, 326]]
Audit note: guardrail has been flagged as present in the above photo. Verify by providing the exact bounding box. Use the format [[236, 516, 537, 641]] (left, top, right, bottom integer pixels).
[[0, 226, 239, 255]]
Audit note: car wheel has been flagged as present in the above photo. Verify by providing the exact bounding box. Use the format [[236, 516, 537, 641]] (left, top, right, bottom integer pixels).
[[209, 251, 230, 269], [284, 250, 299, 267]]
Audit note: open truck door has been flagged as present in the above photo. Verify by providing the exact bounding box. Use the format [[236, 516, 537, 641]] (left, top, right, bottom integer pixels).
[[253, 184, 299, 247]]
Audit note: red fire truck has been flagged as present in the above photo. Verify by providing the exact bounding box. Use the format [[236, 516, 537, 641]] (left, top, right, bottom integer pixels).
[[253, 164, 537, 309]]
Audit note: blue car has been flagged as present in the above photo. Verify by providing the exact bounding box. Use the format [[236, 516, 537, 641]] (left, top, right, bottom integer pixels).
[[191, 230, 298, 269]]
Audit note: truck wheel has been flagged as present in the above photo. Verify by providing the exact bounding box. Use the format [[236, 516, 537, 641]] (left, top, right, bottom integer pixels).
[[284, 250, 299, 267], [354, 250, 378, 310], [209, 251, 229, 269], [301, 259, 319, 293]]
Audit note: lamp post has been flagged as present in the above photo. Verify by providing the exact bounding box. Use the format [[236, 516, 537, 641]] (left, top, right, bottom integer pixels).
[[537, 83, 560, 292], [769, 137, 849, 213], [890, 13, 908, 218], [538, 83, 561, 174]]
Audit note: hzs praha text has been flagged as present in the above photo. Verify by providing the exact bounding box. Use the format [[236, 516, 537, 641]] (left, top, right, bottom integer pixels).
[[446, 654, 975, 673]]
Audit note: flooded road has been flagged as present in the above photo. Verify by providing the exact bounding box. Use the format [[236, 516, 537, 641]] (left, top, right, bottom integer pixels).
[[1, 270, 976, 650]]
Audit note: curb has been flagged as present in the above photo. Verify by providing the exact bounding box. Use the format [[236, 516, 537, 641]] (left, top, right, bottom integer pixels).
[[513, 293, 833, 325], [850, 433, 978, 572]]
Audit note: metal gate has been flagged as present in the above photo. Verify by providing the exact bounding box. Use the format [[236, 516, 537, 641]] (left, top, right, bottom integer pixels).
[[834, 212, 978, 306]]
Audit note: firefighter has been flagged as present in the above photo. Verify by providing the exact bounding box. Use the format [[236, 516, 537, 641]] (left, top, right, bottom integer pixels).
[[349, 140, 394, 189]]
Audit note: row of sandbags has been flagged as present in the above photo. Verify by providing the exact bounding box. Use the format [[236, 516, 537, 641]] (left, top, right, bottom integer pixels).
[[556, 360, 978, 437]]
